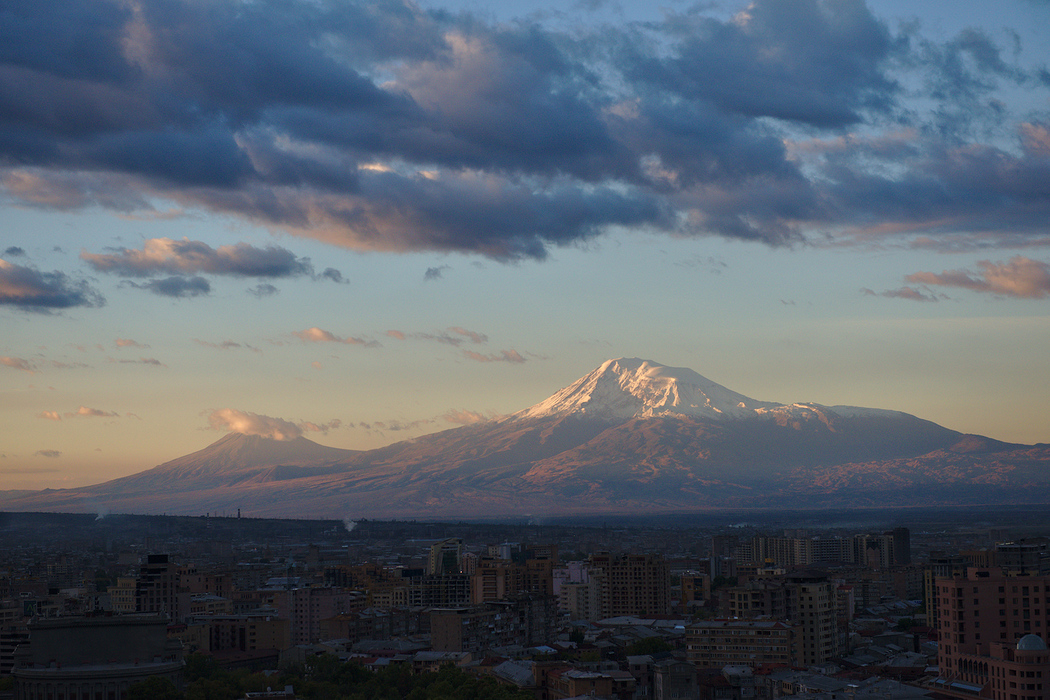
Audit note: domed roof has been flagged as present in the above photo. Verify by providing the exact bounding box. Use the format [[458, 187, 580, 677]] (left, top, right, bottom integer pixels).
[[1017, 634, 1048, 651]]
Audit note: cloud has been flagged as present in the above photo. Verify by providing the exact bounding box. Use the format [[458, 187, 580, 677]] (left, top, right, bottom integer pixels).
[[424, 265, 449, 281], [1, 356, 36, 373], [370, 418, 434, 432], [194, 338, 259, 352], [49, 360, 90, 369], [442, 408, 495, 425], [0, 259, 105, 310], [66, 406, 120, 418], [449, 327, 487, 344], [82, 237, 319, 278], [906, 256, 1050, 298], [317, 268, 345, 283], [4, 246, 26, 257], [38, 411, 62, 421], [34, 450, 62, 458], [299, 419, 342, 433], [0, 0, 1046, 257], [207, 408, 342, 440], [115, 338, 148, 348], [860, 286, 941, 302], [293, 327, 378, 346], [208, 408, 303, 440], [463, 349, 526, 363], [385, 326, 488, 346], [123, 275, 211, 297], [111, 357, 165, 366], [247, 283, 279, 297]]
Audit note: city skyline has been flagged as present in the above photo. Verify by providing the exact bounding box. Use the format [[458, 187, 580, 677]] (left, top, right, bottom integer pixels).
[[2, 0, 1050, 491]]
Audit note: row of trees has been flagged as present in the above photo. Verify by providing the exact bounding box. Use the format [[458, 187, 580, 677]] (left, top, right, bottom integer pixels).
[[128, 653, 534, 700]]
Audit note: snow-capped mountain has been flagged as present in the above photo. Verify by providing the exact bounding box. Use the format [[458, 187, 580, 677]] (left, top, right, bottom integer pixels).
[[513, 357, 907, 424], [514, 358, 779, 420], [2, 358, 1048, 518]]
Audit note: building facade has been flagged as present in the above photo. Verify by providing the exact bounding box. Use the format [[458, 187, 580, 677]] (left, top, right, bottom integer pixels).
[[12, 614, 184, 700], [686, 619, 802, 669], [934, 568, 1050, 700], [588, 553, 671, 618]]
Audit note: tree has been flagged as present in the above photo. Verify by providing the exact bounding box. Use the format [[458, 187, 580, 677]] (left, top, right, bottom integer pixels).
[[626, 637, 673, 656], [127, 675, 180, 700]]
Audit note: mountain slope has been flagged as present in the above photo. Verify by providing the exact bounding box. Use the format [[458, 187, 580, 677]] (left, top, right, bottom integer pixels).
[[2, 358, 1048, 518], [84, 433, 356, 492]]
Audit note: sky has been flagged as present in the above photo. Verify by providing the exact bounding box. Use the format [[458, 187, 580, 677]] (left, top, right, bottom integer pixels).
[[2, 0, 1050, 491]]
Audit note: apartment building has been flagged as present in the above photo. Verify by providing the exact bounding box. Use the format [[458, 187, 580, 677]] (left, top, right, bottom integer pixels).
[[934, 568, 1050, 700], [588, 553, 671, 618], [686, 619, 802, 669]]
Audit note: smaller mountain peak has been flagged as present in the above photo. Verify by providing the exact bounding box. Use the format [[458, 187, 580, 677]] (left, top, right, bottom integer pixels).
[[218, 431, 306, 443]]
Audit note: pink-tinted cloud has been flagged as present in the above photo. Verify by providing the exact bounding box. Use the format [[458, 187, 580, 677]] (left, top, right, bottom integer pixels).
[[207, 409, 343, 440], [38, 411, 62, 421], [463, 349, 526, 363], [208, 408, 303, 440], [1020, 122, 1050, 156], [1, 356, 35, 373], [442, 408, 494, 425], [67, 406, 120, 418], [906, 256, 1050, 299], [115, 338, 148, 348], [81, 237, 315, 278], [386, 330, 406, 340], [294, 327, 378, 347]]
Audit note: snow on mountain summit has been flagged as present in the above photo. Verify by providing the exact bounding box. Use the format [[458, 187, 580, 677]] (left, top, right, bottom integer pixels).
[[514, 358, 781, 421]]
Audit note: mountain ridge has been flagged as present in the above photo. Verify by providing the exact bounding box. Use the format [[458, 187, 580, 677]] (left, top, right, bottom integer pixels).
[[2, 358, 1047, 518]]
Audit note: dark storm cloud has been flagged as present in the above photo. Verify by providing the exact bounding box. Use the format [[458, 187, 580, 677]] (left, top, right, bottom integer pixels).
[[618, 0, 897, 128], [0, 259, 105, 310], [0, 0, 1047, 256], [907, 27, 1031, 139], [818, 122, 1050, 241]]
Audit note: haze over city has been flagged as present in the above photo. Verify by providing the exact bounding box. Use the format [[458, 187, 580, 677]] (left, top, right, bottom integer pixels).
[[2, 0, 1050, 494]]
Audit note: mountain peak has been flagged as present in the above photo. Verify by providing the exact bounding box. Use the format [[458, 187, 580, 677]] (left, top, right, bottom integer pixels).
[[514, 357, 779, 421], [145, 431, 357, 475]]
